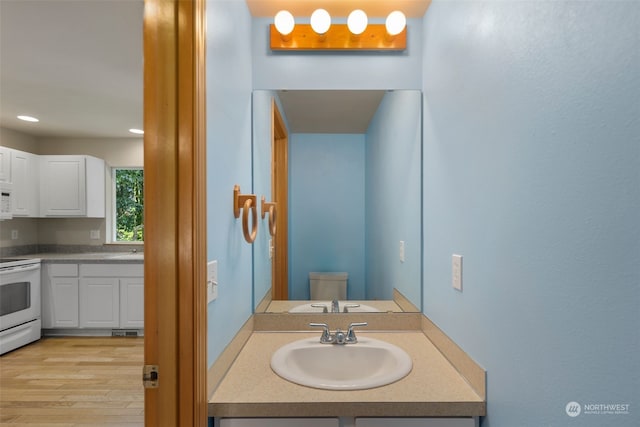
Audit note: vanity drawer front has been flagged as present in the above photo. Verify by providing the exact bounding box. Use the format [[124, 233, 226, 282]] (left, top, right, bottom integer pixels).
[[220, 419, 338, 427], [356, 418, 477, 427]]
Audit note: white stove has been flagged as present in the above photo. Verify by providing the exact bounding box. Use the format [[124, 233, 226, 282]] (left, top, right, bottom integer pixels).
[[0, 258, 42, 354]]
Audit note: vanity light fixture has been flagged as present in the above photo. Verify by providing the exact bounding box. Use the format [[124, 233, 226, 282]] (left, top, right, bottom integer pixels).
[[17, 115, 39, 122], [347, 9, 368, 36], [310, 8, 331, 35], [271, 10, 406, 51], [385, 11, 407, 37], [274, 10, 295, 36]]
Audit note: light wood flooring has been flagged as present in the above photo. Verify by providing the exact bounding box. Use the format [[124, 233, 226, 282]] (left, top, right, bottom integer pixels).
[[0, 337, 144, 426]]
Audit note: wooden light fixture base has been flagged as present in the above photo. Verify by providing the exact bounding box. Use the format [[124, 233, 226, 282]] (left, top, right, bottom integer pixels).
[[270, 24, 406, 51]]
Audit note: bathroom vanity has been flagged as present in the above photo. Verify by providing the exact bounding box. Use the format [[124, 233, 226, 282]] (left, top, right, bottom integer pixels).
[[208, 313, 485, 425]]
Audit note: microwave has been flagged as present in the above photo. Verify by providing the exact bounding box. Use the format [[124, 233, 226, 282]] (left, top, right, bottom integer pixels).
[[0, 181, 13, 220]]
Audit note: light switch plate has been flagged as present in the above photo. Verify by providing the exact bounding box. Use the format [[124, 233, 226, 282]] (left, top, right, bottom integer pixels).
[[399, 241, 405, 263], [207, 260, 218, 303], [452, 254, 462, 291]]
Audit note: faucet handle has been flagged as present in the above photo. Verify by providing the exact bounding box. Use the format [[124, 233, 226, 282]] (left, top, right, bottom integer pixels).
[[310, 304, 329, 313], [342, 303, 360, 313], [346, 322, 368, 343], [309, 323, 332, 343]]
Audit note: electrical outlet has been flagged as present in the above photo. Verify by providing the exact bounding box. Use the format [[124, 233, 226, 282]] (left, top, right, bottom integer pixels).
[[90, 229, 100, 240], [452, 254, 463, 291], [399, 241, 405, 263], [207, 260, 218, 303], [11, 230, 18, 240]]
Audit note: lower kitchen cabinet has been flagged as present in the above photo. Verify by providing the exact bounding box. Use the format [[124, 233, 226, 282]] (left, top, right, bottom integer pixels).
[[42, 264, 79, 328], [42, 262, 144, 333], [80, 277, 120, 328]]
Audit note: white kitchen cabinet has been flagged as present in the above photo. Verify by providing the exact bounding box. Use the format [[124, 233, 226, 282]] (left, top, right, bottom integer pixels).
[[10, 149, 39, 216], [39, 155, 105, 217], [79, 277, 120, 328], [120, 277, 144, 328], [42, 264, 80, 328], [42, 262, 143, 333], [0, 146, 10, 182]]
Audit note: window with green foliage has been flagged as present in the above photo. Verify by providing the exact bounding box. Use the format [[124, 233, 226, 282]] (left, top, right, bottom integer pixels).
[[114, 168, 144, 242]]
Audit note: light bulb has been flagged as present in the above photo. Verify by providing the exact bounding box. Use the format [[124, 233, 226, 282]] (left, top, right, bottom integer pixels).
[[17, 115, 39, 122], [274, 10, 295, 36], [347, 9, 368, 35], [385, 11, 406, 36], [310, 9, 331, 35]]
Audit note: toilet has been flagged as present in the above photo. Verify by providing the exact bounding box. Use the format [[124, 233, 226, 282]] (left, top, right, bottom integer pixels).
[[309, 272, 348, 300]]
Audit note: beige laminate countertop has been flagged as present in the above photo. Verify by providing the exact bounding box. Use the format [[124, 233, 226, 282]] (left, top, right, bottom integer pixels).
[[265, 300, 403, 313], [209, 331, 485, 418]]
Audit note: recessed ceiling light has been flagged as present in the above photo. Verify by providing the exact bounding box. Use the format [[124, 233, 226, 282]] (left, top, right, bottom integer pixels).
[[17, 115, 39, 122], [129, 128, 144, 135]]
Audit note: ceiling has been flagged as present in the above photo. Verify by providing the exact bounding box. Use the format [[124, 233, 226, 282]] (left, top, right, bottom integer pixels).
[[0, 0, 429, 139]]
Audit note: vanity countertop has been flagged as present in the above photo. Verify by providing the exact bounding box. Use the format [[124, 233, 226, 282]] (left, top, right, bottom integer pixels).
[[265, 300, 403, 313], [209, 331, 485, 418], [15, 252, 143, 264]]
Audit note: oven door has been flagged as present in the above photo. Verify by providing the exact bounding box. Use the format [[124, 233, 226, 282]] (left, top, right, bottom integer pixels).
[[0, 263, 41, 332]]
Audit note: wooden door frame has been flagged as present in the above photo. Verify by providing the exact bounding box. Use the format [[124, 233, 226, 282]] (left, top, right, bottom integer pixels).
[[143, 0, 207, 425], [271, 99, 289, 300]]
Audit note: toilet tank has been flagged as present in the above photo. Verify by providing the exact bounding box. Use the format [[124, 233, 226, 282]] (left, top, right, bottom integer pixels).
[[309, 272, 348, 300]]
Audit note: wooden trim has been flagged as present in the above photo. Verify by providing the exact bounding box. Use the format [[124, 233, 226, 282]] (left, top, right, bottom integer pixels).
[[272, 100, 289, 300], [143, 0, 207, 425]]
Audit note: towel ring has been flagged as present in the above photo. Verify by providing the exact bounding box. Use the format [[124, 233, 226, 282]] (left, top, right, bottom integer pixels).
[[261, 196, 277, 237], [233, 185, 257, 243]]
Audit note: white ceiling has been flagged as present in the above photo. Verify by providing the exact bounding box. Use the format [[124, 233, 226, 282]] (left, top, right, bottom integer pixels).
[[0, 0, 144, 139], [0, 0, 428, 139]]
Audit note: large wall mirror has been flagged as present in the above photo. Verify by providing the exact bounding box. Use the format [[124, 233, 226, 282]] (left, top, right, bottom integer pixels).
[[252, 89, 422, 313]]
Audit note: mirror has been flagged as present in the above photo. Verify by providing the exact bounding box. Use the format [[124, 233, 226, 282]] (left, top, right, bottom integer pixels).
[[252, 89, 422, 313]]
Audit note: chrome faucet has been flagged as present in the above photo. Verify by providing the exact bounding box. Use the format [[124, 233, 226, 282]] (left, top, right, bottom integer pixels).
[[331, 299, 340, 313], [309, 322, 368, 345]]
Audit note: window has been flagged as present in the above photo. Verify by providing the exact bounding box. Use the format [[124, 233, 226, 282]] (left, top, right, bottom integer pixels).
[[113, 168, 144, 242]]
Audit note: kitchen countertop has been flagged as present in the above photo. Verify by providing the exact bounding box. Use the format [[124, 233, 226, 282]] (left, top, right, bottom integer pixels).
[[15, 252, 143, 264], [209, 331, 485, 418]]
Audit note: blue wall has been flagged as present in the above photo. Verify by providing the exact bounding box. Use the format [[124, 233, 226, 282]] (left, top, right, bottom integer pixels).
[[421, 1, 639, 426], [365, 90, 422, 304], [206, 0, 253, 367], [289, 133, 366, 300]]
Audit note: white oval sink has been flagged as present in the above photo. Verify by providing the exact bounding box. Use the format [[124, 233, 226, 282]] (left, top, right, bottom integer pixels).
[[289, 301, 381, 313], [271, 336, 412, 390]]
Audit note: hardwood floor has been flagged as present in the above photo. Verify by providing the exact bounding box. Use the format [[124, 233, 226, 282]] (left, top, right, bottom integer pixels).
[[0, 337, 144, 426]]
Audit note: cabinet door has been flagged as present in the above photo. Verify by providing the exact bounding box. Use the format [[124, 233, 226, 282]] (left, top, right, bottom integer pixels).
[[0, 146, 10, 182], [40, 155, 86, 216], [10, 149, 39, 216], [219, 419, 338, 427], [356, 419, 477, 427], [79, 278, 119, 328], [42, 277, 79, 328], [120, 277, 144, 328]]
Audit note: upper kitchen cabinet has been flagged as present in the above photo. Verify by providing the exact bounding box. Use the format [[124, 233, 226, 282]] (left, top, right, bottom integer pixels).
[[0, 146, 10, 182], [40, 155, 106, 217], [10, 149, 39, 217]]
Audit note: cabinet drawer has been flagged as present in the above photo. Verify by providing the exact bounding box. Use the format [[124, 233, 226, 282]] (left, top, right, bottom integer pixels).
[[48, 264, 79, 277], [80, 263, 143, 277]]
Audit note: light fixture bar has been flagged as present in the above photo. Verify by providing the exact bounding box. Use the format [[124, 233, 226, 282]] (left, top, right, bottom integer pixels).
[[270, 24, 406, 51]]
